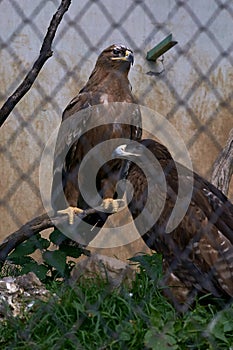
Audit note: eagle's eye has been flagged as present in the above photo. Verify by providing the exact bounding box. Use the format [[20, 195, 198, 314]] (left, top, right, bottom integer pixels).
[[113, 48, 121, 55]]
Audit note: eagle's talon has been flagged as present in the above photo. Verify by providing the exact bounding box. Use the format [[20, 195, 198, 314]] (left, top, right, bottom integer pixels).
[[57, 206, 83, 224], [101, 198, 125, 213]]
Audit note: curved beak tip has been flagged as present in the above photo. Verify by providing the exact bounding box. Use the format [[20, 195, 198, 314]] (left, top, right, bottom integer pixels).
[[125, 50, 134, 65], [128, 53, 134, 65]]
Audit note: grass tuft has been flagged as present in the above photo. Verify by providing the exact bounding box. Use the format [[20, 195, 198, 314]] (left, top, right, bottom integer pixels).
[[0, 254, 233, 349]]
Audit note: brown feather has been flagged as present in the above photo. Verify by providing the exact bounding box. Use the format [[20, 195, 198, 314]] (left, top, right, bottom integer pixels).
[[52, 44, 142, 213], [115, 139, 233, 311]]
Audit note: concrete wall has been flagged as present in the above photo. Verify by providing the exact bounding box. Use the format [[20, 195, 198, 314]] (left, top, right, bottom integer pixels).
[[0, 0, 232, 258]]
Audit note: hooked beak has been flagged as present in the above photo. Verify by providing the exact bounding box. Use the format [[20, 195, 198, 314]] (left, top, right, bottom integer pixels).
[[124, 50, 134, 65]]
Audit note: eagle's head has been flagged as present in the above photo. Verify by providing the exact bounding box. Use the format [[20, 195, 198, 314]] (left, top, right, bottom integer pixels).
[[96, 44, 134, 72], [112, 142, 145, 159], [112, 140, 163, 161]]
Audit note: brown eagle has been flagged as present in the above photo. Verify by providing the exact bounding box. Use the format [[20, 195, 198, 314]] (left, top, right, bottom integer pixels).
[[113, 139, 233, 312], [52, 44, 142, 227]]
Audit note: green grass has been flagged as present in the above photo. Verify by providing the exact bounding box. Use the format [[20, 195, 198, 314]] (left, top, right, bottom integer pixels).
[[0, 254, 233, 350]]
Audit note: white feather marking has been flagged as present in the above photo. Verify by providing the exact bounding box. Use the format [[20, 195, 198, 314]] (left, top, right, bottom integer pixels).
[[223, 247, 229, 253], [100, 93, 109, 105]]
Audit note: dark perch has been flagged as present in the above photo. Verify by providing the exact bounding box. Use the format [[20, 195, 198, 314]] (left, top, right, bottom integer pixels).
[[0, 209, 100, 267]]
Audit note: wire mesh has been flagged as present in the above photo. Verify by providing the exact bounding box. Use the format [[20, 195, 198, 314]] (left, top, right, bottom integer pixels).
[[0, 0, 233, 324]]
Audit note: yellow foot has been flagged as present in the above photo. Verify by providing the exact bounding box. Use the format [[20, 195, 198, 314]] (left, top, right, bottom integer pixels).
[[101, 198, 125, 213], [58, 206, 83, 224]]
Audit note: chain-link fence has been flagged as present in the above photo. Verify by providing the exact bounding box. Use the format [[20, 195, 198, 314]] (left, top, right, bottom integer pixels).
[[0, 0, 233, 272], [0, 0, 233, 346]]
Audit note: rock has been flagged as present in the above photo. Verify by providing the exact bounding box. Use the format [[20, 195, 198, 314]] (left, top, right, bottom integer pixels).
[[70, 253, 136, 289], [16, 271, 43, 290], [0, 272, 50, 319]]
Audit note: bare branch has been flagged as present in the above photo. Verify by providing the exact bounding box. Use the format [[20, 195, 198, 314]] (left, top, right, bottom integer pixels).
[[211, 129, 233, 197], [0, 0, 71, 128]]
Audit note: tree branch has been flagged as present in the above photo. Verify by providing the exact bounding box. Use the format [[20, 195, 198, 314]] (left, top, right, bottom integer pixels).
[[211, 129, 233, 197], [0, 209, 98, 267], [0, 199, 125, 267], [0, 0, 71, 128]]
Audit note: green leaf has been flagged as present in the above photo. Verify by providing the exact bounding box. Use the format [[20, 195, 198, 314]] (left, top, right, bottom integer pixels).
[[210, 309, 233, 343], [223, 320, 233, 333], [130, 253, 163, 281], [49, 229, 68, 245], [149, 310, 165, 330], [8, 240, 37, 257], [59, 243, 84, 258], [116, 322, 133, 342], [42, 250, 67, 276], [7, 255, 35, 266], [144, 328, 177, 350], [7, 234, 50, 264], [212, 323, 227, 342], [119, 331, 131, 342], [21, 261, 49, 281], [31, 235, 50, 250]]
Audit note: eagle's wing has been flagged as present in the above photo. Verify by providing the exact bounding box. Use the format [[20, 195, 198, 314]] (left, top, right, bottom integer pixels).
[[160, 159, 233, 308], [171, 163, 233, 242], [52, 98, 142, 212], [51, 92, 92, 211], [62, 90, 96, 121], [120, 139, 233, 310]]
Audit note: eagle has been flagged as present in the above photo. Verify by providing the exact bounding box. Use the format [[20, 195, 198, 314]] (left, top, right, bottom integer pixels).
[[51, 44, 142, 229], [113, 139, 233, 312]]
